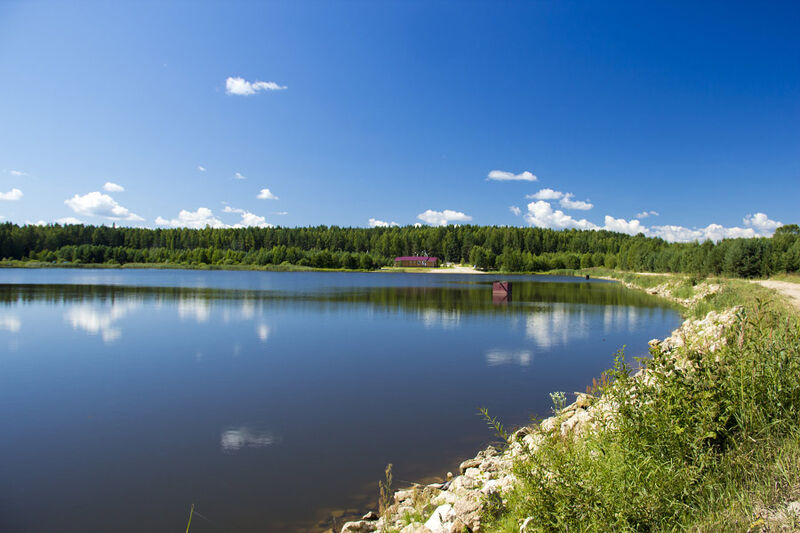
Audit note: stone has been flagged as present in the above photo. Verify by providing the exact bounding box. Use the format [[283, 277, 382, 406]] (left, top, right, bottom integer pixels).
[[424, 504, 456, 533], [400, 523, 430, 533], [519, 517, 534, 532], [452, 496, 483, 532], [459, 457, 481, 473], [341, 519, 379, 533], [361, 511, 378, 520]]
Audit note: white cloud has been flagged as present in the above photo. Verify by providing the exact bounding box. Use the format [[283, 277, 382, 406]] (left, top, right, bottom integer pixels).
[[526, 188, 564, 200], [0, 188, 23, 201], [64, 191, 143, 221], [272, 211, 288, 215], [102, 182, 124, 192], [368, 218, 399, 228], [560, 193, 593, 211], [234, 172, 247, 180], [223, 206, 273, 228], [603, 215, 648, 236], [487, 170, 537, 182], [636, 210, 659, 219], [257, 188, 279, 200], [155, 207, 227, 229], [743, 213, 782, 235], [417, 209, 472, 226], [650, 224, 756, 243], [225, 76, 287, 95], [523, 201, 597, 230], [56, 217, 83, 225], [197, 165, 206, 172], [509, 206, 521, 216], [8, 170, 27, 177]]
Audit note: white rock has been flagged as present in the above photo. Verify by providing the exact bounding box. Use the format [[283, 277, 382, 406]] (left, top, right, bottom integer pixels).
[[424, 504, 456, 533]]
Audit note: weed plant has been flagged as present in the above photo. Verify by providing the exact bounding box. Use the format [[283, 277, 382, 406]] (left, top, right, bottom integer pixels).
[[483, 287, 800, 532]]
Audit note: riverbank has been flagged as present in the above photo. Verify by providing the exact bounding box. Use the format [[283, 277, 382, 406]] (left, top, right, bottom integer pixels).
[[339, 273, 800, 533]]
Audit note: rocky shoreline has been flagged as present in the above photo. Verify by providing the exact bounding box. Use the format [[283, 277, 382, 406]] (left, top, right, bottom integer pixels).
[[339, 281, 733, 533]]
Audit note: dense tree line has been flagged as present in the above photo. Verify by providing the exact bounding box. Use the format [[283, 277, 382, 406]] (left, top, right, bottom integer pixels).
[[0, 222, 798, 278]]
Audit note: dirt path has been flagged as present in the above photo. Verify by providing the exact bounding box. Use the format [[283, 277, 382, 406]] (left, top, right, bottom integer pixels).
[[754, 280, 800, 311]]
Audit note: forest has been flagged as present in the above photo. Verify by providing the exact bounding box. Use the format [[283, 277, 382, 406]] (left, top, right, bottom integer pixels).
[[0, 222, 798, 278]]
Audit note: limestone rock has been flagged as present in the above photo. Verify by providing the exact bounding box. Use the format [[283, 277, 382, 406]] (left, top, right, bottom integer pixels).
[[424, 504, 456, 533], [341, 520, 378, 533]]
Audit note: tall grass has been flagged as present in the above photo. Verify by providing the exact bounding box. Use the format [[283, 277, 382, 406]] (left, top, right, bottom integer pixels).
[[483, 283, 800, 532]]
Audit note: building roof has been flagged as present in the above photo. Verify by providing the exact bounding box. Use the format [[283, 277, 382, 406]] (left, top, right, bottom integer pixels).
[[394, 256, 439, 261]]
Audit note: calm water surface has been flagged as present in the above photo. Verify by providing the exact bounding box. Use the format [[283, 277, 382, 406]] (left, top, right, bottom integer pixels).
[[0, 269, 682, 532]]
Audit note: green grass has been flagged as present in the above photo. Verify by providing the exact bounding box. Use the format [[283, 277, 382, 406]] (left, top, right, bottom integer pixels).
[[0, 259, 378, 273], [482, 276, 800, 532]]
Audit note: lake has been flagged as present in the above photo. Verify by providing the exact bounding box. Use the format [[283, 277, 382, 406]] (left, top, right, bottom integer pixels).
[[0, 269, 682, 532]]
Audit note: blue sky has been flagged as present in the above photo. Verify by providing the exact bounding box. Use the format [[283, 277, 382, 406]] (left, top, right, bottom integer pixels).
[[0, 1, 797, 241]]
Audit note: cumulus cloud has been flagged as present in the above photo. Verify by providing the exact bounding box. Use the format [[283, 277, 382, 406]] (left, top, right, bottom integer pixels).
[[743, 213, 782, 234], [369, 218, 399, 228], [103, 182, 124, 192], [636, 210, 659, 219], [197, 165, 206, 172], [225, 76, 287, 95], [155, 207, 227, 229], [523, 201, 597, 230], [223, 206, 273, 228], [509, 206, 521, 216], [603, 215, 648, 236], [64, 191, 143, 221], [234, 172, 247, 180], [487, 170, 537, 182], [257, 188, 279, 200], [417, 209, 472, 226], [0, 188, 23, 201], [649, 224, 756, 242], [526, 188, 564, 200], [56, 217, 83, 225], [560, 193, 593, 210]]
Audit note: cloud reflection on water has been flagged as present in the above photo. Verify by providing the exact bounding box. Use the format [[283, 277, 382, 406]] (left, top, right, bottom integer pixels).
[[220, 426, 279, 453], [0, 315, 21, 332], [64, 301, 139, 343], [485, 349, 533, 366]]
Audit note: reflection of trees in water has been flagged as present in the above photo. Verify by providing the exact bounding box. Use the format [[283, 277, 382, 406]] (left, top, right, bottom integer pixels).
[[0, 281, 674, 316]]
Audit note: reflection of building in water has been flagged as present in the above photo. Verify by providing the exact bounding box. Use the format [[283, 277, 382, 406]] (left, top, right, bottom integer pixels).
[[485, 349, 532, 366], [64, 300, 140, 343], [420, 309, 461, 329], [220, 426, 278, 452]]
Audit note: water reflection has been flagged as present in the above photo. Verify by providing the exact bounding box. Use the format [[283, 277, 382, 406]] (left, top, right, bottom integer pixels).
[[220, 426, 279, 452], [420, 309, 462, 329], [64, 301, 139, 343], [0, 272, 682, 533], [485, 349, 533, 366], [0, 314, 21, 332], [177, 297, 211, 323]]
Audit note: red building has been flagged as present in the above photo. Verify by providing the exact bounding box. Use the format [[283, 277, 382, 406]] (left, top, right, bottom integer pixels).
[[394, 256, 439, 267]]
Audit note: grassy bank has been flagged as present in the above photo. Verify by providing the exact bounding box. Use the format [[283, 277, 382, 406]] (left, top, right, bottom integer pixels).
[[482, 273, 800, 532], [0, 259, 378, 273]]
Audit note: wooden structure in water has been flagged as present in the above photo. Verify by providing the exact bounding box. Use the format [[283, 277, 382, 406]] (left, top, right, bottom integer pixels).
[[492, 281, 512, 304]]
